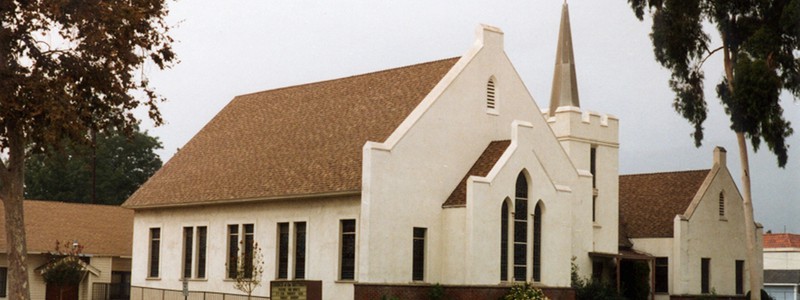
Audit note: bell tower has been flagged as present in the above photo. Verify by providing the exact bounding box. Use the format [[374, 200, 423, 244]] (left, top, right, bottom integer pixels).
[[545, 1, 620, 275]]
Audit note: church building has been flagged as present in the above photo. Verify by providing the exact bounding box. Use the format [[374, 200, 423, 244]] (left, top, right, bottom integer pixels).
[[123, 4, 760, 300]]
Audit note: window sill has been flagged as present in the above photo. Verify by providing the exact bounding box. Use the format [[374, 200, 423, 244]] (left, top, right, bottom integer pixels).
[[145, 277, 161, 281], [719, 217, 728, 221], [182, 278, 207, 282], [593, 222, 602, 229], [335, 280, 358, 284], [487, 109, 499, 116]]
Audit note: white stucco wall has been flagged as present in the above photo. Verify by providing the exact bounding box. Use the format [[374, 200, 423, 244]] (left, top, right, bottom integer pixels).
[[548, 108, 619, 275], [764, 249, 800, 270], [360, 24, 604, 288], [630, 238, 674, 300], [672, 151, 762, 296], [130, 196, 360, 299]]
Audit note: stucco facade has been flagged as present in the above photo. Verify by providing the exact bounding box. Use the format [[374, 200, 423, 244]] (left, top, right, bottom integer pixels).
[[127, 20, 620, 299], [629, 149, 764, 299], [125, 5, 760, 300]]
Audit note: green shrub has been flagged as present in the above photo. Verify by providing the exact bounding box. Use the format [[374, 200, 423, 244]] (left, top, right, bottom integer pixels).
[[504, 283, 548, 300], [746, 289, 774, 300], [429, 283, 445, 300]]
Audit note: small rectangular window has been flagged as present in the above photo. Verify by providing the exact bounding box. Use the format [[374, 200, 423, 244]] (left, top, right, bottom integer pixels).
[[182, 227, 193, 278], [340, 219, 356, 280], [277, 222, 290, 279], [412, 227, 426, 281], [735, 260, 744, 295], [227, 225, 239, 278], [196, 226, 207, 278], [149, 228, 161, 278], [0, 267, 7, 297], [701, 258, 710, 293], [655, 257, 669, 293], [294, 222, 307, 279]]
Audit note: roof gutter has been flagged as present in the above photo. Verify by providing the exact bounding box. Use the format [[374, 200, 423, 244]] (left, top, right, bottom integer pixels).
[[124, 190, 361, 210]]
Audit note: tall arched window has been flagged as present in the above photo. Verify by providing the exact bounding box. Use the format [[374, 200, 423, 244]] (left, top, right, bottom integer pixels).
[[500, 200, 510, 281], [514, 172, 528, 281], [532, 202, 543, 282]]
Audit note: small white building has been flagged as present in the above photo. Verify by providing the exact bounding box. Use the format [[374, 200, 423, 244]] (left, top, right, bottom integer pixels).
[[0, 200, 133, 300], [763, 233, 800, 300], [123, 4, 761, 300], [619, 148, 764, 299]]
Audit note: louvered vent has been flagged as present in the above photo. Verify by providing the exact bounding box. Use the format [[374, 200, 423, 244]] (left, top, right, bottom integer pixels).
[[487, 77, 496, 110]]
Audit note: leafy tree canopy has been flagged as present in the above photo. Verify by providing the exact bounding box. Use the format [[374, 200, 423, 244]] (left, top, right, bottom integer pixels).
[[629, 0, 799, 167], [24, 126, 162, 205], [0, 1, 175, 298]]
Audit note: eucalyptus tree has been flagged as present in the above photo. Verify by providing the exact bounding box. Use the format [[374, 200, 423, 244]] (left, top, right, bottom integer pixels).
[[0, 1, 176, 298], [628, 0, 799, 297]]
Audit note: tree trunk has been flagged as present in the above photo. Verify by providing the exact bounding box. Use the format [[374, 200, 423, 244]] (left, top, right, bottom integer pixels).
[[723, 35, 761, 300], [737, 133, 762, 299], [0, 124, 32, 300]]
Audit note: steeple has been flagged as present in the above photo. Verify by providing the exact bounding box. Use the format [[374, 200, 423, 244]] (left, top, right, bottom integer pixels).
[[548, 1, 580, 117]]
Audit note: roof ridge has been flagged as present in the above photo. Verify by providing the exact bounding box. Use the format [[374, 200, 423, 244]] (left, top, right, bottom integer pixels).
[[236, 57, 461, 98], [24, 199, 124, 209], [620, 169, 710, 177]]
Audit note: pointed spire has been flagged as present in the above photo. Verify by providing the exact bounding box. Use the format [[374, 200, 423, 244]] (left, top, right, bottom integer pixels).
[[548, 1, 580, 117]]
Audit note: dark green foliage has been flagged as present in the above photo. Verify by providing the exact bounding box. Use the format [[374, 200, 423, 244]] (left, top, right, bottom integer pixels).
[[41, 240, 85, 285], [628, 0, 800, 167], [429, 283, 445, 300], [571, 258, 625, 300], [24, 127, 162, 205], [574, 279, 625, 300], [747, 289, 775, 300]]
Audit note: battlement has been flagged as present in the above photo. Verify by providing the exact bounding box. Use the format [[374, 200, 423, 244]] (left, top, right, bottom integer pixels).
[[543, 106, 619, 147]]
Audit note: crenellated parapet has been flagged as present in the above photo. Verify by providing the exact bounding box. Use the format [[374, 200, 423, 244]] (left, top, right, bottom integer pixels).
[[543, 106, 619, 148]]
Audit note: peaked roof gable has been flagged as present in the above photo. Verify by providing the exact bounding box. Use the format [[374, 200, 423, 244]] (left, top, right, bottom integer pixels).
[[764, 233, 800, 249], [619, 169, 710, 238], [125, 58, 459, 208], [0, 200, 133, 257]]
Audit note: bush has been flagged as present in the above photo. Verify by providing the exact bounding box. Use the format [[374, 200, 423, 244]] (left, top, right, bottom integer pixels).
[[429, 283, 445, 300], [504, 283, 549, 300], [574, 279, 625, 300], [571, 257, 624, 300], [746, 289, 774, 300]]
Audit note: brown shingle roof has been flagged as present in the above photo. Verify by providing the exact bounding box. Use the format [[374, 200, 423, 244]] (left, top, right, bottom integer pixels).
[[443, 140, 511, 207], [124, 58, 460, 208], [0, 200, 133, 256], [619, 170, 710, 238], [764, 233, 800, 248]]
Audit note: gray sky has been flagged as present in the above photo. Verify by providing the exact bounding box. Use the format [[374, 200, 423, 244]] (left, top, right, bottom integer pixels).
[[141, 0, 800, 233]]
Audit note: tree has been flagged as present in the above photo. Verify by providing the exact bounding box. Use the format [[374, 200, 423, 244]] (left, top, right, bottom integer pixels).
[[25, 127, 163, 205], [0, 1, 175, 298], [627, 0, 799, 298], [229, 241, 265, 300]]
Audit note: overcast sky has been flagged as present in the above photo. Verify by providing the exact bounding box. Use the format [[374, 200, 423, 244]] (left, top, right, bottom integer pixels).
[[140, 0, 799, 233]]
